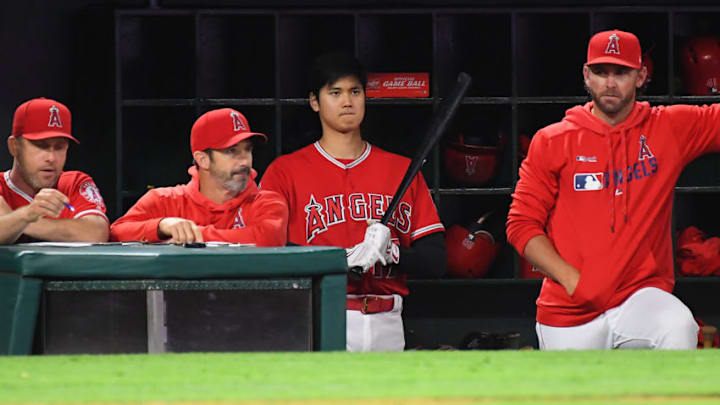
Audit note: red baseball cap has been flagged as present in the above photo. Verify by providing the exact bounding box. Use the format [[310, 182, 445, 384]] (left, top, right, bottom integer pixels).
[[191, 108, 267, 153], [12, 98, 78, 143], [586, 30, 643, 69]]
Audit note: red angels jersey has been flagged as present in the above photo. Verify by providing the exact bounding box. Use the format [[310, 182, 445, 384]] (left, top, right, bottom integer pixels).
[[110, 167, 288, 247], [261, 142, 444, 296], [0, 170, 108, 242]]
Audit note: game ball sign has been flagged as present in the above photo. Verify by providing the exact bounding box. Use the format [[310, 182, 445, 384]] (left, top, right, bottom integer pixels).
[[366, 73, 430, 98]]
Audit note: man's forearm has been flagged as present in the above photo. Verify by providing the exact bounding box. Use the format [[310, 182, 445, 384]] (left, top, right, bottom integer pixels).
[[396, 232, 446, 278], [24, 215, 109, 242], [0, 209, 32, 244], [523, 234, 579, 295]]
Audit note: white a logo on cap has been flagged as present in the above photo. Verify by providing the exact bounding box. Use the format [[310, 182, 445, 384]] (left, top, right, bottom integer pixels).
[[230, 110, 247, 131], [605, 33, 620, 55], [48, 105, 63, 128]]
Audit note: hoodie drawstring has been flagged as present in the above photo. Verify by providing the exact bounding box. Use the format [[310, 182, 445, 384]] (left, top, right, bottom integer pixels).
[[622, 128, 629, 225], [606, 132, 616, 233], [564, 101, 648, 234], [607, 128, 631, 233]]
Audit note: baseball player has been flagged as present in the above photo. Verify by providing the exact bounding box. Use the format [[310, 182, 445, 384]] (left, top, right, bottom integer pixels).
[[0, 97, 109, 244], [260, 52, 445, 352], [110, 108, 288, 246], [507, 30, 720, 350]]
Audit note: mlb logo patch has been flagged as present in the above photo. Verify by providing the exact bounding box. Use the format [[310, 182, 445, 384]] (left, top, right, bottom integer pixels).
[[574, 173, 604, 191]]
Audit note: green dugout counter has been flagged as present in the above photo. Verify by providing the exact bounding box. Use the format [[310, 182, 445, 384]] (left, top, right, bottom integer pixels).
[[0, 244, 348, 355]]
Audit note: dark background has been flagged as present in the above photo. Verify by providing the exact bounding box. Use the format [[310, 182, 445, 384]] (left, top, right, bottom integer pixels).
[[1, 0, 145, 218], [2, 0, 719, 220]]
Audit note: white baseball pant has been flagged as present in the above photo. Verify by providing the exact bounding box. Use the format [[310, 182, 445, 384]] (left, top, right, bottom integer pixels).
[[536, 287, 698, 350], [346, 294, 404, 352]]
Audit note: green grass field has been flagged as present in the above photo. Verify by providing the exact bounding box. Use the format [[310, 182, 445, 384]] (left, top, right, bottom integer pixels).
[[1, 350, 719, 404]]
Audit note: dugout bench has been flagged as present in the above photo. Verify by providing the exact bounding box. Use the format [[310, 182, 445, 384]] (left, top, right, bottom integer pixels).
[[0, 244, 347, 355]]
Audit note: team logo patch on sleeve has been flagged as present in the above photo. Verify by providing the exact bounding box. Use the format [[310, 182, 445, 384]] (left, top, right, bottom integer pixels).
[[79, 181, 105, 209], [574, 173, 604, 191]]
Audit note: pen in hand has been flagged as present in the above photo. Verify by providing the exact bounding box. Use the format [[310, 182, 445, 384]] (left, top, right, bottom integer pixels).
[[64, 202, 75, 212]]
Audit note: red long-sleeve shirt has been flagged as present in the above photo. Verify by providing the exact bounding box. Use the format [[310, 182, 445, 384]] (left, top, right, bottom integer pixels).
[[507, 101, 720, 326], [111, 168, 288, 246]]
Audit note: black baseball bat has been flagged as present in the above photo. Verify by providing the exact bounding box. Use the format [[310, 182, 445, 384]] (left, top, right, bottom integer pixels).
[[349, 72, 473, 278]]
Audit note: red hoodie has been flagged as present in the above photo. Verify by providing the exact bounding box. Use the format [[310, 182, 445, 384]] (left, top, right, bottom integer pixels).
[[507, 101, 720, 326], [111, 167, 288, 246]]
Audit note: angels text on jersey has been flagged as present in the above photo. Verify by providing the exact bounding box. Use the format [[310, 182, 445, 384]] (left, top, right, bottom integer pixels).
[[304, 192, 411, 243]]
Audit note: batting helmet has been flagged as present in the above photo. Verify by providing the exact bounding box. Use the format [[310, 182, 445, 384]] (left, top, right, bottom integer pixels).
[[444, 133, 503, 186], [680, 36, 720, 95], [446, 211, 504, 278]]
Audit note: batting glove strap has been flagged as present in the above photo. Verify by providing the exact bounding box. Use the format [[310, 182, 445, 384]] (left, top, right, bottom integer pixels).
[[384, 241, 400, 265]]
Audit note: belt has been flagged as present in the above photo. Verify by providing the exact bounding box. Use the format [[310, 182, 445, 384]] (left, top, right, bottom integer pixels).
[[347, 296, 395, 314]]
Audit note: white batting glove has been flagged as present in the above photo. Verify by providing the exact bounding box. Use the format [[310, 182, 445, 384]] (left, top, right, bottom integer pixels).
[[364, 222, 391, 253], [345, 241, 385, 273], [365, 222, 400, 266]]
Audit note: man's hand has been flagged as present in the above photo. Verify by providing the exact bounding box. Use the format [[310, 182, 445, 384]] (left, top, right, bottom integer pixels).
[[19, 188, 70, 223], [345, 222, 400, 274], [365, 222, 400, 265], [562, 269, 580, 296], [158, 217, 204, 244], [364, 222, 391, 251], [346, 240, 385, 273]]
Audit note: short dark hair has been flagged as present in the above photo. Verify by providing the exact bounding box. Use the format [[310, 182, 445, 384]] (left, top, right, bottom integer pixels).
[[310, 51, 367, 100], [193, 148, 214, 169]]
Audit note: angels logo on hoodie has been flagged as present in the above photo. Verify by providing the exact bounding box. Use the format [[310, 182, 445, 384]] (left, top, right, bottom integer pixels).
[[602, 135, 658, 189], [638, 135, 654, 160], [232, 207, 246, 229]]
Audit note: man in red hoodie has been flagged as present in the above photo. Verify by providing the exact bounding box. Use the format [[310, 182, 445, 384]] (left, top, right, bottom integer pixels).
[[111, 108, 288, 247], [507, 30, 720, 349]]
